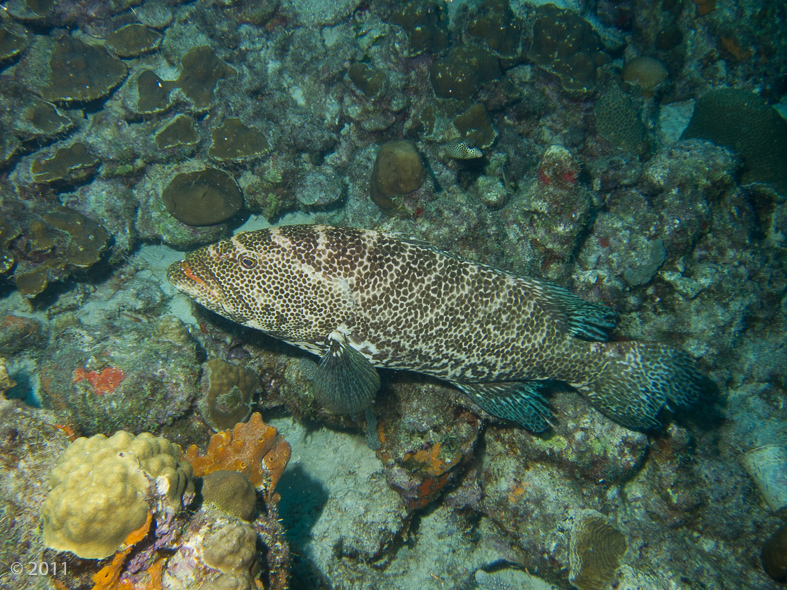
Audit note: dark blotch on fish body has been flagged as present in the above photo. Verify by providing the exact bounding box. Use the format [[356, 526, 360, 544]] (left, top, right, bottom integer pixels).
[[167, 225, 703, 432]]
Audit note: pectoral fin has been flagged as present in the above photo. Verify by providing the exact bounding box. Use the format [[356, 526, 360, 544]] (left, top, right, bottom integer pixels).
[[456, 381, 554, 432], [312, 332, 381, 415]]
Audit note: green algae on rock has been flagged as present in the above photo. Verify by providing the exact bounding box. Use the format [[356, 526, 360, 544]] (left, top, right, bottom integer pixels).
[[41, 36, 128, 103], [30, 142, 99, 184], [681, 89, 787, 194], [369, 140, 426, 209], [199, 358, 259, 431], [106, 23, 162, 58], [208, 118, 269, 161], [162, 168, 243, 226], [155, 114, 199, 150], [176, 46, 236, 111]]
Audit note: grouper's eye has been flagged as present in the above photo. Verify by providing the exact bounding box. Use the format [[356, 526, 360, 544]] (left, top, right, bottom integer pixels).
[[239, 255, 257, 269]]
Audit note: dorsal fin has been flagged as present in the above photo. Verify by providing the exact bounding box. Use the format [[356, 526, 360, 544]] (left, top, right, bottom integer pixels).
[[533, 280, 618, 341]]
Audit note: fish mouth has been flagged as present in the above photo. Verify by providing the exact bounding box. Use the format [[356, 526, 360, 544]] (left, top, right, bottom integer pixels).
[[167, 257, 226, 315]]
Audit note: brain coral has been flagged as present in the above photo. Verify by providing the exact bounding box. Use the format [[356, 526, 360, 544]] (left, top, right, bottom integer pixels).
[[569, 514, 628, 590], [595, 84, 648, 155], [681, 89, 787, 194], [41, 431, 193, 559]]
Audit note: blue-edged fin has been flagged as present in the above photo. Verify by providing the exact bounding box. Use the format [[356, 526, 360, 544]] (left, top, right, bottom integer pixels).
[[456, 381, 554, 432], [536, 281, 618, 341], [312, 332, 381, 415]]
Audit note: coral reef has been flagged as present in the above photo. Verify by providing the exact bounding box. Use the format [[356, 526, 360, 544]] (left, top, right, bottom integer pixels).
[[387, 1, 449, 56], [762, 524, 787, 583], [682, 89, 787, 194], [155, 114, 199, 150], [106, 24, 162, 58], [185, 412, 291, 500], [38, 314, 200, 435], [569, 513, 628, 590], [0, 357, 14, 396], [429, 45, 501, 101], [208, 118, 269, 162], [30, 142, 99, 184], [369, 140, 426, 209], [348, 62, 386, 98], [622, 56, 669, 95], [199, 358, 259, 431], [453, 103, 497, 150], [0, 398, 72, 590], [41, 430, 193, 559], [594, 84, 648, 155], [11, 207, 110, 298], [466, 0, 522, 58], [527, 4, 609, 95], [201, 470, 258, 521], [176, 46, 236, 112], [162, 168, 244, 226], [40, 35, 127, 103]]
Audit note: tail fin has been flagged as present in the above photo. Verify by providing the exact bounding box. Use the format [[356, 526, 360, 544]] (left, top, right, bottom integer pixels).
[[574, 341, 703, 430]]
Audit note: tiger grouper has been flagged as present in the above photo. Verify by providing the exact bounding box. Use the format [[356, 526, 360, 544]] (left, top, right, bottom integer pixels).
[[167, 224, 702, 431]]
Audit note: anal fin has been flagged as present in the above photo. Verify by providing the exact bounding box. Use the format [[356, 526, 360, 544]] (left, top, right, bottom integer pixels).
[[312, 332, 381, 415], [455, 381, 554, 432]]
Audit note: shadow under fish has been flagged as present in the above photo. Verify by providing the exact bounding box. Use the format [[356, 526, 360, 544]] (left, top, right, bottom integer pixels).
[[167, 225, 704, 433]]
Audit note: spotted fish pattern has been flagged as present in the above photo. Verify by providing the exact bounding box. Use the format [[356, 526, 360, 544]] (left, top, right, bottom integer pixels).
[[168, 225, 702, 431]]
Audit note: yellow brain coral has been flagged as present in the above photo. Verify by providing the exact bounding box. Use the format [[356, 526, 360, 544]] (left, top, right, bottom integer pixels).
[[41, 431, 193, 559]]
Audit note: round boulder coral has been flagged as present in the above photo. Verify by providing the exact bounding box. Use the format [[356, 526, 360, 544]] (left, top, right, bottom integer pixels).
[[622, 56, 668, 95], [369, 141, 425, 209], [202, 521, 258, 575], [201, 471, 257, 521], [41, 431, 193, 559]]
